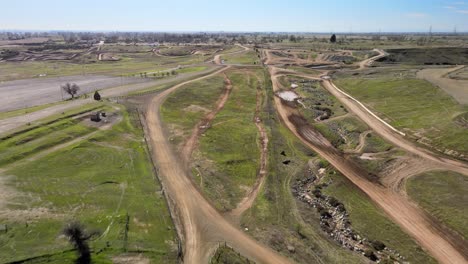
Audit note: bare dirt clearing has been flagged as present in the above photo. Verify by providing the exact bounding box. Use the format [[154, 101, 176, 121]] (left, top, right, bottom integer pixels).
[[0, 75, 147, 112], [417, 66, 468, 104]]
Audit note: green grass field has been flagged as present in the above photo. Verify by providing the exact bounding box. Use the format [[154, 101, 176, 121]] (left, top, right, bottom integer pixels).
[[0, 106, 177, 263], [222, 51, 260, 65], [0, 103, 109, 166], [406, 171, 468, 239], [161, 74, 226, 146], [195, 69, 261, 211], [335, 77, 468, 155]]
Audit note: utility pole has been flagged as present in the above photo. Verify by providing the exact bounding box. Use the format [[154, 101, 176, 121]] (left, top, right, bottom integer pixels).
[[453, 26, 457, 35]]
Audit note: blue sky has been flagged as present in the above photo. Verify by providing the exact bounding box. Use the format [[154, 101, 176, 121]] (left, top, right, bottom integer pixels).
[[1, 0, 468, 32]]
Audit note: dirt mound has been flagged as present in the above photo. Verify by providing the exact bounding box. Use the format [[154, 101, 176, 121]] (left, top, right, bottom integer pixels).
[[318, 53, 356, 64], [379, 48, 468, 65]]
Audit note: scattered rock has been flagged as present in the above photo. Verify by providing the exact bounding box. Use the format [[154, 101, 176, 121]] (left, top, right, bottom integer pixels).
[[287, 245, 296, 253]]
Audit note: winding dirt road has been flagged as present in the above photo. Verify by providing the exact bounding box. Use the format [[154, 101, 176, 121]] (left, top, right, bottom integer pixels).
[[269, 66, 468, 264], [358, 49, 387, 69], [145, 67, 292, 264]]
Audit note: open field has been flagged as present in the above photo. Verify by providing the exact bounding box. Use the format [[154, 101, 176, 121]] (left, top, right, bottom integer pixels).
[[407, 171, 468, 239], [0, 75, 147, 112], [0, 105, 177, 263], [417, 66, 468, 104], [195, 69, 260, 211], [334, 76, 468, 157], [221, 51, 260, 65], [1, 32, 467, 264], [161, 74, 226, 146], [0, 65, 219, 135]]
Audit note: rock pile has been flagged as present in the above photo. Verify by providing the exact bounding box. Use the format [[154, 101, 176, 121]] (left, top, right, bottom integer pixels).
[[292, 167, 406, 263]]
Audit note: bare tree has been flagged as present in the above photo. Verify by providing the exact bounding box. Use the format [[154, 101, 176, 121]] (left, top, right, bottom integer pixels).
[[63, 222, 99, 264], [61, 83, 80, 99]]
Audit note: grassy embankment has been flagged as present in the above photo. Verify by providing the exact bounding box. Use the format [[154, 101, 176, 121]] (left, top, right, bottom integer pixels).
[[334, 77, 468, 155], [407, 171, 468, 239], [0, 105, 177, 263], [0, 103, 106, 166]]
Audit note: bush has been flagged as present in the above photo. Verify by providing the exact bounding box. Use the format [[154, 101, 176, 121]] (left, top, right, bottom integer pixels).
[[371, 240, 386, 251]]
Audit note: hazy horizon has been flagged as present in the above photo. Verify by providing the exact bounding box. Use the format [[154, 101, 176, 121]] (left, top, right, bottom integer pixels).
[[2, 0, 468, 33]]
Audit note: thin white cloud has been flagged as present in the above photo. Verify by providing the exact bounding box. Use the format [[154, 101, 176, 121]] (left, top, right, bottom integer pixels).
[[453, 1, 465, 5], [456, 9, 468, 13], [406, 12, 428, 18], [444, 6, 455, 9]]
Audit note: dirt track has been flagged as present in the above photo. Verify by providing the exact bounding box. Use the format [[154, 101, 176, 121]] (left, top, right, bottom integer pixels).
[[269, 67, 468, 264], [321, 79, 468, 176], [358, 49, 387, 69], [180, 74, 232, 164], [145, 67, 292, 264], [417, 66, 468, 104]]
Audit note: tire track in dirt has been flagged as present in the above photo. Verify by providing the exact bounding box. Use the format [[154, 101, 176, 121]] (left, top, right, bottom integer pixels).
[[269, 66, 468, 264], [180, 73, 233, 164], [144, 66, 292, 264], [228, 79, 269, 219]]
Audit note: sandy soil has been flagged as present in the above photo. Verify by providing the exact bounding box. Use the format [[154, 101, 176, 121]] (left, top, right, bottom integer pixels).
[[144, 66, 292, 264], [269, 66, 468, 264], [417, 66, 468, 104], [0, 75, 147, 112]]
